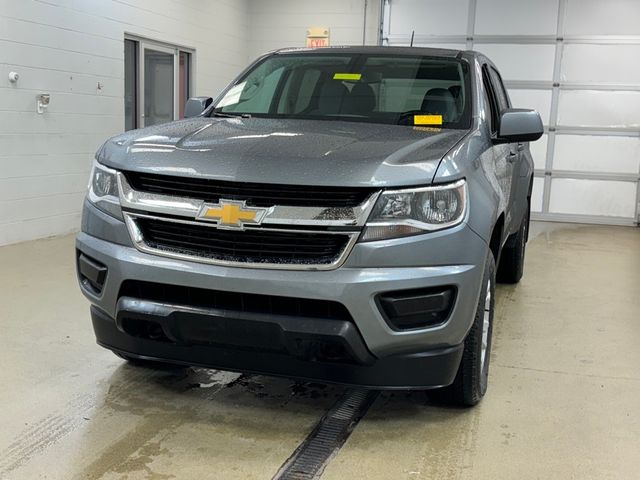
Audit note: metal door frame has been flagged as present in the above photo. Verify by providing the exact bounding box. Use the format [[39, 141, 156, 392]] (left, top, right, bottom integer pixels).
[[125, 34, 195, 129]]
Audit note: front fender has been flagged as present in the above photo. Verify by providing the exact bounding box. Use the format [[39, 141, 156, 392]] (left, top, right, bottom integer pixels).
[[433, 129, 502, 245]]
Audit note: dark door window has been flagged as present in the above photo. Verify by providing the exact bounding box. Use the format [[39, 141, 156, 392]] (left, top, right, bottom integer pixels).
[[179, 51, 191, 119], [481, 66, 500, 135], [124, 39, 137, 131], [488, 67, 511, 111]]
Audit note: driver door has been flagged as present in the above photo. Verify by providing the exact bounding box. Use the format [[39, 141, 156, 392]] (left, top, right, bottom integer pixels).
[[482, 65, 519, 230]]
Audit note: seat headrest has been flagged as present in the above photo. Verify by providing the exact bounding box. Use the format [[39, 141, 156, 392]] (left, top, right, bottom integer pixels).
[[421, 88, 458, 122], [342, 83, 376, 115], [316, 81, 349, 114]]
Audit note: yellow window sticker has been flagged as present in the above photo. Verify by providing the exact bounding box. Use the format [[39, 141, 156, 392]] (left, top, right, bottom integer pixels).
[[333, 73, 362, 81], [414, 114, 443, 125]]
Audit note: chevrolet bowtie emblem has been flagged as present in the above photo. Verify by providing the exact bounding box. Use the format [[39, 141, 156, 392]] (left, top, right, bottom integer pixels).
[[196, 199, 268, 230]]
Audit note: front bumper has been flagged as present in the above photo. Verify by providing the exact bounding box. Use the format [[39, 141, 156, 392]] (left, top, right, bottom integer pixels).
[[91, 306, 463, 389], [77, 201, 489, 388]]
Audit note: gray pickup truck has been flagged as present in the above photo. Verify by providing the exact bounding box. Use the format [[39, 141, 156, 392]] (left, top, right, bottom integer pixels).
[[77, 46, 542, 406]]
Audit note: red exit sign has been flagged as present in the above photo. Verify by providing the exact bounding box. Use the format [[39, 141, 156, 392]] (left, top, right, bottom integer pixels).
[[307, 38, 329, 48], [306, 27, 330, 48]]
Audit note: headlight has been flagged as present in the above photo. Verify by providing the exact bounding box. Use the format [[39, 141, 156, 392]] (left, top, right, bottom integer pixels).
[[361, 179, 467, 241], [87, 159, 122, 219]]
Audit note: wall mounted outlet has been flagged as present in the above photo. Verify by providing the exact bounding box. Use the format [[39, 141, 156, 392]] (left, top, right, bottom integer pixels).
[[36, 94, 50, 114]]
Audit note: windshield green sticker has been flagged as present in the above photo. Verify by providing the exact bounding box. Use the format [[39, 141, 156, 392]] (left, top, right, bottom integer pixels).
[[333, 73, 362, 81]]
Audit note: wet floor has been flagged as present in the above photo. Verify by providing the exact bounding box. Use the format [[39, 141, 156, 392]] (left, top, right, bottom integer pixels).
[[1, 223, 639, 479]]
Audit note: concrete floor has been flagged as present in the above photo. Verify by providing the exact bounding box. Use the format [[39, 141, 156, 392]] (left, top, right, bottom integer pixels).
[[1, 223, 639, 479]]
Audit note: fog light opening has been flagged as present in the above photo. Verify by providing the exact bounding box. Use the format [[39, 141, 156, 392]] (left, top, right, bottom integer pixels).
[[377, 286, 456, 330]]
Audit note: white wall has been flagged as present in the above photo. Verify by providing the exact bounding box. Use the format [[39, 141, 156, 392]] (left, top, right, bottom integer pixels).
[[0, 0, 250, 246], [0, 0, 383, 246], [247, 0, 380, 61]]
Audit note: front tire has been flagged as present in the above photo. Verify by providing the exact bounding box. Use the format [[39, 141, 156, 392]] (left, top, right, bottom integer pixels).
[[430, 253, 496, 406]]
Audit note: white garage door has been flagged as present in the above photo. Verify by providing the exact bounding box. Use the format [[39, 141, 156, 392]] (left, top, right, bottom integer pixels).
[[381, 0, 640, 226]]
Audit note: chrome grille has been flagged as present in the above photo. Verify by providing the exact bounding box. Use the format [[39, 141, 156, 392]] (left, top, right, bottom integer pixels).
[[124, 213, 359, 270], [124, 171, 376, 208], [136, 217, 351, 266], [118, 172, 376, 270]]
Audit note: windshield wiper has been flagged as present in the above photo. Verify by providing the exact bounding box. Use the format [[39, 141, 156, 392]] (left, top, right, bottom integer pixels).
[[210, 111, 252, 119]]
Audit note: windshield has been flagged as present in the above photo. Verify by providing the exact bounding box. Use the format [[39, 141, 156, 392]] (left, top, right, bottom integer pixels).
[[212, 53, 471, 129]]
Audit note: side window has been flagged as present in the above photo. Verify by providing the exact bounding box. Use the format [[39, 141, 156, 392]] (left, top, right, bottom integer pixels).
[[489, 67, 510, 111], [481, 66, 499, 135]]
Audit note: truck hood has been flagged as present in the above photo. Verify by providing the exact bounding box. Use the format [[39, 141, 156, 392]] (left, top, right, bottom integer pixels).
[[99, 117, 468, 187]]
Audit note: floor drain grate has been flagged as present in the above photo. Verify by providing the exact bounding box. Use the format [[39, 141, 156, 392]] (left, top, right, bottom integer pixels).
[[273, 389, 379, 480]]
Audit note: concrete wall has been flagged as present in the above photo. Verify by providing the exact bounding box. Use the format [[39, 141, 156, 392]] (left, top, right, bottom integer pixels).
[[0, 0, 250, 245], [247, 0, 381, 61]]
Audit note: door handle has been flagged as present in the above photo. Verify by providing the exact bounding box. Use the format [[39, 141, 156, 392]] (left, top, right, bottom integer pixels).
[[507, 151, 518, 163], [517, 143, 525, 151]]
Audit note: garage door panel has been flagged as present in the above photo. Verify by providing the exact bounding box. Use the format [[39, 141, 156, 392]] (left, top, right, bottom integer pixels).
[[549, 178, 637, 218], [529, 134, 548, 171], [561, 44, 640, 84], [531, 177, 545, 213], [553, 135, 640, 174], [383, 0, 639, 225], [387, 0, 469, 36], [557, 90, 640, 128], [507, 89, 552, 125], [564, 0, 640, 35], [475, 0, 559, 35], [474, 44, 555, 81]]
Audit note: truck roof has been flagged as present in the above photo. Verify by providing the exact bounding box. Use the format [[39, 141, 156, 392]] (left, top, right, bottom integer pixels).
[[273, 45, 468, 58]]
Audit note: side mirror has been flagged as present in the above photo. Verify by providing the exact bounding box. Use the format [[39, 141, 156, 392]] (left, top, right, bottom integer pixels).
[[184, 97, 213, 118], [497, 108, 543, 143]]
